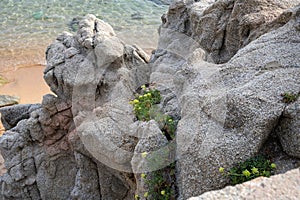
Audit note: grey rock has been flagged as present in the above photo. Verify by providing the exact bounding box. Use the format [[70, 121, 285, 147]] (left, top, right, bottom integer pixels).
[[0, 104, 41, 130], [276, 98, 300, 158], [97, 162, 135, 200], [70, 152, 101, 200], [162, 0, 299, 63], [189, 168, 300, 200], [150, 1, 300, 199]]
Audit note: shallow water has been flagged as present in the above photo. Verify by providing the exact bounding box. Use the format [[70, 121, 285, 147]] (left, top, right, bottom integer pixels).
[[0, 0, 168, 71]]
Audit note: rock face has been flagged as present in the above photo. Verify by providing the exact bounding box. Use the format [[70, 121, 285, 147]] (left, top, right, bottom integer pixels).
[[189, 168, 300, 200], [276, 98, 300, 159], [0, 14, 153, 199], [162, 0, 300, 63], [0, 1, 300, 200], [152, 0, 300, 198]]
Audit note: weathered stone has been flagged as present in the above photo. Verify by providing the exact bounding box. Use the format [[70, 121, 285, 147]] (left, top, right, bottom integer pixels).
[[70, 152, 101, 199], [162, 0, 300, 64], [0, 104, 41, 130], [276, 98, 300, 158], [149, 1, 300, 199]]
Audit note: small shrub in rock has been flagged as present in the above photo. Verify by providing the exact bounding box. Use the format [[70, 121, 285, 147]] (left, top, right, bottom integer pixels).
[[130, 84, 178, 140], [130, 85, 161, 121], [219, 155, 277, 185], [142, 163, 177, 200], [130, 84, 178, 199]]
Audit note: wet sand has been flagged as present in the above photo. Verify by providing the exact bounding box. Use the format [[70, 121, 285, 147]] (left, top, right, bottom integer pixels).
[[0, 64, 51, 104], [0, 41, 52, 102]]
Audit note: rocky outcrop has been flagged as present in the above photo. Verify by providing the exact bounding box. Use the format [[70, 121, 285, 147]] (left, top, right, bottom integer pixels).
[[0, 14, 152, 199], [152, 0, 300, 199], [161, 0, 300, 63], [0, 0, 300, 199], [189, 167, 300, 200]]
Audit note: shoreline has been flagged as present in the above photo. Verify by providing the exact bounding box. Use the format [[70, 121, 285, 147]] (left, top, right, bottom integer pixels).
[[0, 64, 51, 105]]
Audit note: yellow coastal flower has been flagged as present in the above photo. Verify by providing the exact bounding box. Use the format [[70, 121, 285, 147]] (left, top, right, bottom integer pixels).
[[141, 173, 146, 179], [251, 167, 259, 174], [134, 194, 139, 199], [141, 152, 148, 158], [144, 192, 148, 198], [133, 99, 139, 104], [139, 95, 143, 99], [242, 169, 251, 177], [219, 167, 225, 173], [147, 93, 151, 97], [168, 119, 173, 122], [141, 85, 146, 89], [270, 163, 276, 169], [143, 94, 148, 97], [161, 190, 165, 195]]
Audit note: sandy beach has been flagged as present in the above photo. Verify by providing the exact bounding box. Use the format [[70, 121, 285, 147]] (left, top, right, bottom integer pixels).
[[0, 47, 51, 104]]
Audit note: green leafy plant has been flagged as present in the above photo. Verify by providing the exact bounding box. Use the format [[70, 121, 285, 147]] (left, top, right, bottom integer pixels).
[[141, 163, 176, 200], [219, 155, 277, 185], [281, 92, 300, 103], [130, 85, 161, 121], [130, 85, 178, 140], [162, 116, 177, 140], [130, 84, 178, 199]]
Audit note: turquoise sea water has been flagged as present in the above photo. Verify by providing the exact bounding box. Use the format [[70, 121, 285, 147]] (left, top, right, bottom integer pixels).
[[0, 0, 168, 70]]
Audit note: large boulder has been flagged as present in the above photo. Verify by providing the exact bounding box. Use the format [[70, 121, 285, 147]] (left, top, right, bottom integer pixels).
[[150, 0, 300, 198]]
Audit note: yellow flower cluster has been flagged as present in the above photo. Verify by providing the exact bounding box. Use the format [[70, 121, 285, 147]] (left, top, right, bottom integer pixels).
[[242, 169, 251, 177], [144, 192, 148, 198], [251, 167, 259, 174], [138, 93, 152, 99], [130, 99, 140, 105], [141, 173, 146, 179], [141, 152, 148, 158], [219, 167, 225, 173], [271, 163, 276, 169]]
